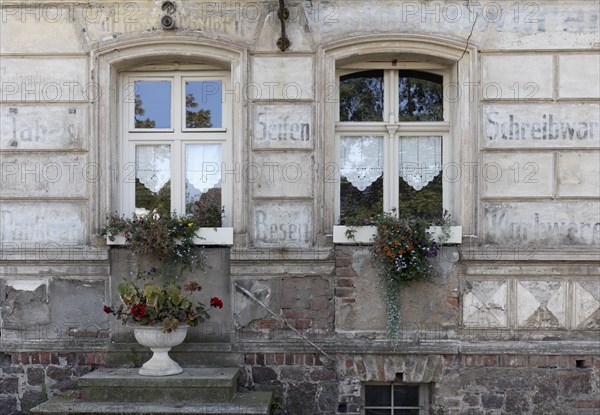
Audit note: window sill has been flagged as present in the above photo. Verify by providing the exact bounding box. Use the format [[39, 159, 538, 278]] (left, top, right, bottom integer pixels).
[[333, 225, 462, 245], [106, 227, 234, 246]]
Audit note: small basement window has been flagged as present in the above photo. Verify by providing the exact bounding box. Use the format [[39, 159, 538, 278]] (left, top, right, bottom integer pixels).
[[363, 383, 429, 414]]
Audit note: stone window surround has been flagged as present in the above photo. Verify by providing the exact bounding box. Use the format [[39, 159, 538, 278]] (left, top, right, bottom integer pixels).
[[317, 35, 478, 241], [362, 382, 430, 414], [92, 35, 248, 244]]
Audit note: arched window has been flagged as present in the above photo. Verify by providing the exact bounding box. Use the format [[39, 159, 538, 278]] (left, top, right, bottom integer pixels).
[[319, 35, 477, 235], [336, 64, 450, 224]]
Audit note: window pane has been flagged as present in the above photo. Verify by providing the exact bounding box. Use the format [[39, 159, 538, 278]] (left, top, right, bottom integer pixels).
[[134, 81, 171, 128], [393, 385, 420, 407], [399, 70, 443, 122], [398, 136, 443, 221], [395, 410, 420, 415], [340, 70, 384, 122], [339, 136, 384, 224], [365, 385, 391, 406], [185, 144, 222, 226], [365, 410, 392, 415], [185, 81, 223, 128], [135, 145, 171, 215]]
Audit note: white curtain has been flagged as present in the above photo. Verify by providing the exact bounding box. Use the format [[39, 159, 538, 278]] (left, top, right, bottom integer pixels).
[[186, 144, 222, 194], [340, 136, 384, 191], [136, 145, 171, 193], [398, 136, 442, 191]]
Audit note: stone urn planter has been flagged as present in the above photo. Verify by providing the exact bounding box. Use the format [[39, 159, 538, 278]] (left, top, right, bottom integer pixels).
[[133, 325, 188, 376]]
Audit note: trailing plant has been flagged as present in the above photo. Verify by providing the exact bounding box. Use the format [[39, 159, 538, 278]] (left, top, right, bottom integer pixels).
[[344, 210, 452, 348], [103, 210, 213, 278]]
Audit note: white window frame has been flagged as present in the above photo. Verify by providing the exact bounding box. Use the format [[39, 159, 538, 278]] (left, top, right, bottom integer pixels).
[[119, 70, 232, 226], [362, 382, 430, 414], [334, 63, 452, 223]]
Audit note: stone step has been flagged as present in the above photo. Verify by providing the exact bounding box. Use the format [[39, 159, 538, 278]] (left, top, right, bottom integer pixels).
[[30, 392, 272, 415], [78, 368, 239, 403]]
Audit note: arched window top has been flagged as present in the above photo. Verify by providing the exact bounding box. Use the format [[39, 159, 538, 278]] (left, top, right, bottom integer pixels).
[[320, 34, 472, 64], [94, 34, 245, 70]]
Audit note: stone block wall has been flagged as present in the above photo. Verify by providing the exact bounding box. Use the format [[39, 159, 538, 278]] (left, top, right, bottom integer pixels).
[[241, 352, 600, 415], [0, 351, 105, 415]]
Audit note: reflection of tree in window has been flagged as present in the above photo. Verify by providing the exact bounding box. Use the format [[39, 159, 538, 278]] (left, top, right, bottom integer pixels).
[[135, 179, 170, 216], [185, 93, 212, 128], [398, 174, 442, 221], [134, 94, 156, 128], [340, 176, 383, 225], [340, 70, 384, 122], [399, 70, 443, 121], [186, 185, 222, 227]]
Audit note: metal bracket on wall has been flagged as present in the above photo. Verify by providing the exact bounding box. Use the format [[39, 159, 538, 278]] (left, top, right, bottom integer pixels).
[[276, 0, 291, 51]]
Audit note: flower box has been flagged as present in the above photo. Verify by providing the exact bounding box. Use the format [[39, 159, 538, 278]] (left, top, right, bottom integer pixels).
[[107, 227, 234, 246], [333, 225, 462, 245]]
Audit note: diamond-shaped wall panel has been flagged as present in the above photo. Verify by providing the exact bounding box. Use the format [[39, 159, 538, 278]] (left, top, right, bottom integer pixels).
[[463, 280, 507, 328], [574, 280, 600, 330], [516, 281, 566, 328]]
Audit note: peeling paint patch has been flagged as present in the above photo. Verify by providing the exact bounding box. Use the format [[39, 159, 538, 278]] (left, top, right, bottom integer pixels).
[[5, 279, 48, 292]]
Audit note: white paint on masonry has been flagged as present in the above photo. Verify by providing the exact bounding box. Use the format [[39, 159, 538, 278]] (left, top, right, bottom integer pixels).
[[5, 278, 48, 292], [0, 10, 85, 53], [0, 154, 89, 198], [253, 201, 312, 248], [559, 54, 600, 99], [252, 56, 314, 101], [252, 104, 312, 149], [463, 280, 507, 328], [516, 281, 566, 328], [574, 281, 600, 329], [251, 152, 314, 198], [558, 153, 600, 198], [307, 2, 600, 50], [0, 105, 87, 150], [483, 103, 600, 148], [481, 54, 553, 100], [481, 153, 554, 198], [0, 58, 88, 102], [482, 202, 600, 246], [0, 202, 86, 245]]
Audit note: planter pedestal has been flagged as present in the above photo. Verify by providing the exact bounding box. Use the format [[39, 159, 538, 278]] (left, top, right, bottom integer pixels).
[[133, 325, 188, 377]]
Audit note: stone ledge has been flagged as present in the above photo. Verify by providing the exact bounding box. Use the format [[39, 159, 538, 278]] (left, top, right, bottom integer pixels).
[[460, 247, 600, 262], [0, 247, 110, 262], [30, 392, 272, 414], [79, 368, 239, 403], [80, 367, 239, 388]]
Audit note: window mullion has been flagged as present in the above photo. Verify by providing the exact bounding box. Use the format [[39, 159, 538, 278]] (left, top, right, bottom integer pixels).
[[384, 126, 396, 214], [171, 140, 183, 214], [173, 74, 182, 133]]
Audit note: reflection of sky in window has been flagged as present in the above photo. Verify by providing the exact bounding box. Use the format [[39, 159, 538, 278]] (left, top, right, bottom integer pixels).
[[135, 81, 171, 128], [186, 81, 222, 128]]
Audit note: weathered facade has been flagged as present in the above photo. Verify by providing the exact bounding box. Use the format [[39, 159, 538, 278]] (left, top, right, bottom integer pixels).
[[1, 1, 599, 414]]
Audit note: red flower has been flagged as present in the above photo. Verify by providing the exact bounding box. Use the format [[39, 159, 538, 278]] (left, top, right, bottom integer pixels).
[[103, 305, 113, 314], [131, 304, 146, 318], [210, 297, 223, 309]]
